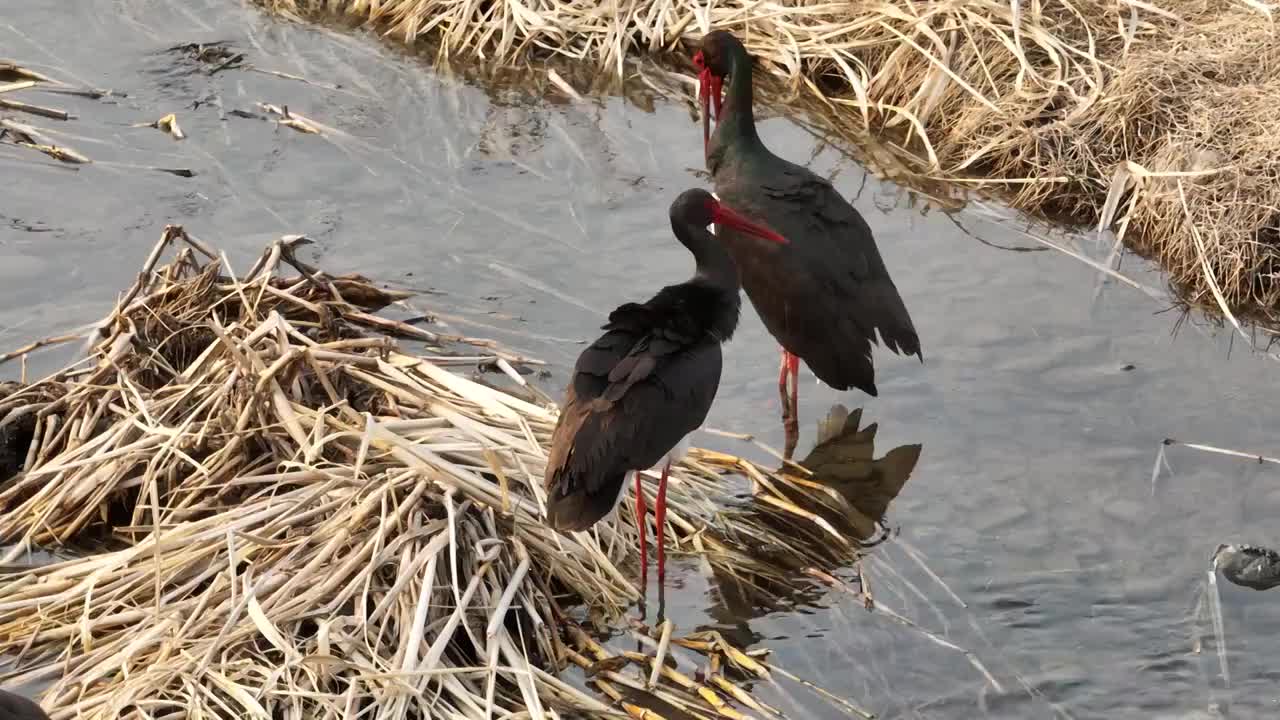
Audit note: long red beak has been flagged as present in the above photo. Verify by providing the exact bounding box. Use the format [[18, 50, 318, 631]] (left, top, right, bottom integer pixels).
[[698, 66, 713, 154], [694, 49, 725, 158], [712, 203, 787, 244]]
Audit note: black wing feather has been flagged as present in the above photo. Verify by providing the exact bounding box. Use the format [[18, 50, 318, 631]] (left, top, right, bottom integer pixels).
[[545, 291, 723, 532], [715, 159, 920, 395]]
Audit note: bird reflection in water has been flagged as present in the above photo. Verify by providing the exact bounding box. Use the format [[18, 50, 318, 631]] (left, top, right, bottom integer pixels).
[[695, 404, 921, 632], [576, 404, 919, 714]]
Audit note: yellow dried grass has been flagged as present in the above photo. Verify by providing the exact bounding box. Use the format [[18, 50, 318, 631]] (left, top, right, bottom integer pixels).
[[260, 0, 1280, 325], [0, 226, 892, 719]]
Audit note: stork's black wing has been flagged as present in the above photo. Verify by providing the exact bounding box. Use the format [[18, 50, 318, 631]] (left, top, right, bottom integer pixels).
[[545, 288, 723, 532], [717, 159, 919, 395]]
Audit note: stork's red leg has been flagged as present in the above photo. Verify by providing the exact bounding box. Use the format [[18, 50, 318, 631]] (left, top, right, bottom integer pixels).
[[634, 471, 648, 590], [655, 460, 671, 589], [777, 346, 791, 422], [788, 352, 801, 421], [782, 350, 800, 460]]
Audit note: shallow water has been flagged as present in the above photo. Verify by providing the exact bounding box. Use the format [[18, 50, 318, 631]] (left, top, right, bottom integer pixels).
[[4, 1, 1280, 717]]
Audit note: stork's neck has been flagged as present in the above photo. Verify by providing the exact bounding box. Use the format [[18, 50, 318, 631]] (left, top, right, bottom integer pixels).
[[670, 215, 737, 287], [687, 257, 743, 343], [690, 237, 741, 339], [711, 45, 762, 158]]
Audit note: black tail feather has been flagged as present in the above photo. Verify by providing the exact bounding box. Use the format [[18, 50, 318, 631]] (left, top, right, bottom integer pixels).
[[546, 470, 627, 532]]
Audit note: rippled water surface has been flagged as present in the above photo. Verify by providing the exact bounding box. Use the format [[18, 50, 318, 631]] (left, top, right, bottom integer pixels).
[[5, 1, 1280, 717]]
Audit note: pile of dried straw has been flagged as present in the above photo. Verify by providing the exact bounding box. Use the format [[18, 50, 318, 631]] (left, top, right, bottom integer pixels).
[[261, 0, 1280, 327], [0, 227, 887, 719]]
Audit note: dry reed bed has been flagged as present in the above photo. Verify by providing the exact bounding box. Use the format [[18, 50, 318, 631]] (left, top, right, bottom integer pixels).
[[0, 227, 880, 719], [262, 0, 1280, 326]]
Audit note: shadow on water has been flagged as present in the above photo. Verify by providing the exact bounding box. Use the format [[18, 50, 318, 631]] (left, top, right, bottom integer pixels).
[[0, 384, 35, 486], [639, 403, 920, 645], [8, 0, 1280, 717], [704, 404, 921, 634]]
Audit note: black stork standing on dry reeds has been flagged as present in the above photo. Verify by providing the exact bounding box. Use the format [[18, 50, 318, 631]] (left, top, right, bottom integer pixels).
[[545, 188, 787, 592], [0, 690, 51, 720], [692, 29, 922, 459]]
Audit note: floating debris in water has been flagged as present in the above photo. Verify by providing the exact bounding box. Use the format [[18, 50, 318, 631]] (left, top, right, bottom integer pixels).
[[1190, 541, 1280, 692], [0, 94, 71, 121], [0, 118, 89, 163], [164, 40, 244, 73], [132, 112, 185, 140], [1213, 543, 1280, 591], [0, 62, 58, 85], [258, 103, 323, 134], [0, 61, 117, 98]]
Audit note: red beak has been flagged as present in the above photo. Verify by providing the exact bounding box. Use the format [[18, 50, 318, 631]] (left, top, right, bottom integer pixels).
[[697, 69, 725, 159], [694, 50, 724, 157], [712, 203, 787, 244], [698, 66, 713, 154], [710, 75, 723, 121]]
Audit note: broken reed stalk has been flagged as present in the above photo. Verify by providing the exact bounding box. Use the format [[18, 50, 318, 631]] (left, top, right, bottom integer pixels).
[[0, 62, 77, 120], [259, 0, 1280, 329], [0, 226, 878, 719], [0, 118, 90, 164], [0, 61, 121, 168]]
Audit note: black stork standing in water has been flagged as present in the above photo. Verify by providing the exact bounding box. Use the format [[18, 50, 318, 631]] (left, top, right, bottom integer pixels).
[[0, 690, 51, 720], [544, 188, 787, 594], [692, 29, 922, 459]]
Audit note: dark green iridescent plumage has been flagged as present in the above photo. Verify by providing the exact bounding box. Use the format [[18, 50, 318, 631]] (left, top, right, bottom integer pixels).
[[701, 30, 921, 397]]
